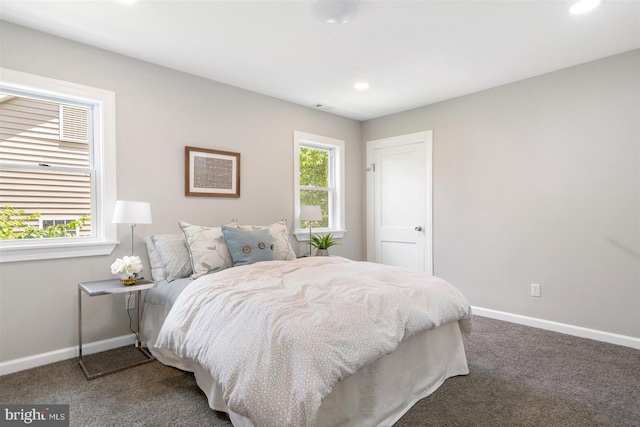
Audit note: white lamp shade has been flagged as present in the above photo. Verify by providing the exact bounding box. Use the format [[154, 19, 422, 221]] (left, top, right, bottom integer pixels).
[[300, 205, 322, 222], [112, 200, 152, 224]]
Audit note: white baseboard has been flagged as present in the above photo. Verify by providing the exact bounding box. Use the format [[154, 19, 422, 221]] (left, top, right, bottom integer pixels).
[[472, 306, 640, 350], [0, 334, 136, 376], [2, 309, 639, 376]]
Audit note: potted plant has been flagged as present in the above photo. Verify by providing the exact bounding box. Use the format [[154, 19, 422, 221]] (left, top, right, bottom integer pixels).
[[310, 233, 339, 256]]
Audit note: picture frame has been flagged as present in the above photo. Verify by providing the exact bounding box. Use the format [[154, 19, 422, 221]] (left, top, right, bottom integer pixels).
[[185, 146, 240, 198]]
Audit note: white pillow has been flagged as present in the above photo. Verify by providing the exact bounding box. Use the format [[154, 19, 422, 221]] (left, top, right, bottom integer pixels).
[[144, 235, 166, 282], [238, 219, 296, 261], [179, 221, 233, 279]]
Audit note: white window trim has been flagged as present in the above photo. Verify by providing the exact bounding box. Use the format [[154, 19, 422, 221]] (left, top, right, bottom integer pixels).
[[0, 68, 117, 262], [293, 131, 346, 241]]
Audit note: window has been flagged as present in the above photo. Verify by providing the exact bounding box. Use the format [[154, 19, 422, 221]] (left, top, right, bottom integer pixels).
[[293, 131, 345, 241], [1, 96, 92, 237], [0, 68, 117, 262]]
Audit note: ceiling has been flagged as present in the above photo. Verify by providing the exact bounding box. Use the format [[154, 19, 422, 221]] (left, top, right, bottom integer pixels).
[[1, 0, 639, 121]]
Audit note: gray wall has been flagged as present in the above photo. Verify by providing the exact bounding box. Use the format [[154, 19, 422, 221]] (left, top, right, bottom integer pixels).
[[363, 50, 640, 338], [1, 20, 638, 367], [0, 22, 364, 363]]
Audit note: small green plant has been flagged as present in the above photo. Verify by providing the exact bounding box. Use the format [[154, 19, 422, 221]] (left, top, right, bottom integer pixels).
[[310, 232, 340, 250], [0, 206, 89, 240]]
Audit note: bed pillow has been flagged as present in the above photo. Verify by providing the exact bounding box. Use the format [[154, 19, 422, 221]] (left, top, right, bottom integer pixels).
[[237, 219, 296, 261], [221, 225, 276, 266], [179, 221, 233, 279], [152, 234, 193, 282], [144, 235, 167, 282]]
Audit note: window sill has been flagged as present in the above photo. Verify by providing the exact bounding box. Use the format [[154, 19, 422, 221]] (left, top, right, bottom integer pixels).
[[293, 229, 346, 242], [0, 240, 118, 263]]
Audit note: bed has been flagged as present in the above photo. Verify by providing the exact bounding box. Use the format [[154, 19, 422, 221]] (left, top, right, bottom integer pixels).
[[141, 220, 472, 427]]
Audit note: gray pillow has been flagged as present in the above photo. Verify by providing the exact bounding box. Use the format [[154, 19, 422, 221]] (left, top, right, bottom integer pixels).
[[221, 225, 276, 266], [144, 235, 167, 282], [152, 234, 193, 281]]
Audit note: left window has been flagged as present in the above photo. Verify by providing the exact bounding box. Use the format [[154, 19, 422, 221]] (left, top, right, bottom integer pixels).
[[0, 68, 117, 262]]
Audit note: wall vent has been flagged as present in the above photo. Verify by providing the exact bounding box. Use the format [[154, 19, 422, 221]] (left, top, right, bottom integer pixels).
[[60, 104, 89, 143]]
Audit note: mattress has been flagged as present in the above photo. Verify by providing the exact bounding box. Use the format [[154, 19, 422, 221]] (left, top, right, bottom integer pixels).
[[142, 278, 469, 426]]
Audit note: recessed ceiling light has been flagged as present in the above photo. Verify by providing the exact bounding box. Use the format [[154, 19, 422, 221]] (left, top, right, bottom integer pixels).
[[311, 0, 360, 24], [570, 0, 601, 14], [354, 81, 370, 91], [117, 0, 137, 4]]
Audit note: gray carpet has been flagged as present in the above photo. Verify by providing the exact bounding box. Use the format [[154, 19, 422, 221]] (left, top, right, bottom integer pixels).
[[1, 316, 638, 426]]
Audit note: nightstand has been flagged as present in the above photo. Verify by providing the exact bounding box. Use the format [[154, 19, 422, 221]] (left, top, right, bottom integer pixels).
[[78, 278, 155, 380]]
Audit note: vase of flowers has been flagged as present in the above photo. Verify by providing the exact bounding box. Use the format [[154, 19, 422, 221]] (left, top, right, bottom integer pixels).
[[111, 255, 143, 285]]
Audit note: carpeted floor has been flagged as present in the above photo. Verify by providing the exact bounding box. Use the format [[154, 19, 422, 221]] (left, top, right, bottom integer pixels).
[[1, 316, 638, 426]]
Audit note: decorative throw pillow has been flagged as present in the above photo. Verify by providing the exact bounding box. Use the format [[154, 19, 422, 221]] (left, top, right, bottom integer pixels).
[[221, 225, 276, 266], [152, 234, 193, 282], [179, 221, 233, 279], [237, 219, 296, 261]]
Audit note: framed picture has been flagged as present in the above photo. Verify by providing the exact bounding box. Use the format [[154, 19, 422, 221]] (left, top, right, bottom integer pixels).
[[185, 146, 240, 198]]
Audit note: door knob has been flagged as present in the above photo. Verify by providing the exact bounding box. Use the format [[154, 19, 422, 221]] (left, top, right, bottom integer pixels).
[[415, 226, 423, 231]]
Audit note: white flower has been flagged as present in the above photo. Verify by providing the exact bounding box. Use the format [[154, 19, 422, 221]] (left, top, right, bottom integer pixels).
[[123, 255, 143, 274], [124, 264, 135, 276], [110, 258, 125, 275], [111, 255, 143, 278]]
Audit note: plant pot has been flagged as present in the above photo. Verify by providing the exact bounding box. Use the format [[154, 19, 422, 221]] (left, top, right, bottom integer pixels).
[[315, 249, 330, 256]]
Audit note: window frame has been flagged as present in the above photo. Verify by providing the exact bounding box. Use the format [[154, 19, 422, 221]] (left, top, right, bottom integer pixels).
[[293, 131, 346, 241], [0, 68, 117, 262]]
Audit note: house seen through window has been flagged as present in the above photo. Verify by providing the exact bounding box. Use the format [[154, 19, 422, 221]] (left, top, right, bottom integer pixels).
[[0, 93, 92, 239]]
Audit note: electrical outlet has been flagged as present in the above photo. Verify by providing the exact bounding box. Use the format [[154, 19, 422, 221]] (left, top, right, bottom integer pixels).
[[126, 294, 136, 310], [531, 283, 541, 297]]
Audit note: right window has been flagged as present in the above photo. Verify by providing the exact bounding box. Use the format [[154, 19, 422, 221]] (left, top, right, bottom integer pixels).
[[293, 131, 345, 241]]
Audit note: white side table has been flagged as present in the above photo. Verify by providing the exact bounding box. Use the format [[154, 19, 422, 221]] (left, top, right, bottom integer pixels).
[[78, 278, 155, 380]]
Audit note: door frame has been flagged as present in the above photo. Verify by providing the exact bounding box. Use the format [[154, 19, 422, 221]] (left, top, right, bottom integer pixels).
[[366, 130, 433, 274]]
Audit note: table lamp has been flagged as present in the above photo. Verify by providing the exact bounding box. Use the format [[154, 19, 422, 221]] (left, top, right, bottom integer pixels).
[[112, 200, 152, 255], [300, 205, 322, 256]]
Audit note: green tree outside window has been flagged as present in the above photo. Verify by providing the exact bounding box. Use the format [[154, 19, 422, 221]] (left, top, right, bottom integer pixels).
[[0, 206, 89, 240], [300, 147, 330, 228]]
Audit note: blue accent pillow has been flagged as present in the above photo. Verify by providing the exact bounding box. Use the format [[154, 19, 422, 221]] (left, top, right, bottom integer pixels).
[[221, 225, 276, 266]]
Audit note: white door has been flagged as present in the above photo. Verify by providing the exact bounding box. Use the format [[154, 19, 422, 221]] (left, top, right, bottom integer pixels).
[[366, 131, 433, 273]]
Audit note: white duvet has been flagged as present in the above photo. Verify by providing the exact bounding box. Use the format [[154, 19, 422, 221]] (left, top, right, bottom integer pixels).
[[155, 257, 472, 427]]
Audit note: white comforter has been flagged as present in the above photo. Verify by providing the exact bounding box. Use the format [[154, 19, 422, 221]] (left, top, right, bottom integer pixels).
[[155, 257, 471, 427]]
